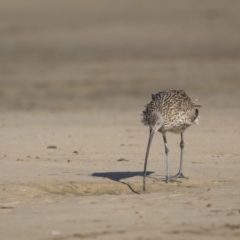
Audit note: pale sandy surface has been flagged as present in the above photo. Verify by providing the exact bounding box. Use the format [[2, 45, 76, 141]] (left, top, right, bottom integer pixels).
[[1, 1, 240, 240]]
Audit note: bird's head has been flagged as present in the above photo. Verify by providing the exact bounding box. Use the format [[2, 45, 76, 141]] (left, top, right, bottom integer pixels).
[[148, 111, 163, 132]]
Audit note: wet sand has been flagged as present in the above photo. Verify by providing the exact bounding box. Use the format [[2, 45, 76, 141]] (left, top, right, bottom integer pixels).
[[1, 1, 240, 239]]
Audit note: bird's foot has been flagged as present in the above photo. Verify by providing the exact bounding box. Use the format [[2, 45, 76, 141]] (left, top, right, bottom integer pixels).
[[172, 172, 188, 179], [164, 175, 173, 183]]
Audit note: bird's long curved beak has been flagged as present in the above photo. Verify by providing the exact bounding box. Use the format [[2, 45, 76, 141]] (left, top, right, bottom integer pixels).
[[143, 128, 154, 191]]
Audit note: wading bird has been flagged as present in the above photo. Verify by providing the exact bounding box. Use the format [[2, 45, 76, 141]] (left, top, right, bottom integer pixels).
[[142, 90, 201, 191]]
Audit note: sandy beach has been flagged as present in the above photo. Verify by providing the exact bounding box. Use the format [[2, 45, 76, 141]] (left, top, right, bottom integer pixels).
[[1, 1, 240, 239]]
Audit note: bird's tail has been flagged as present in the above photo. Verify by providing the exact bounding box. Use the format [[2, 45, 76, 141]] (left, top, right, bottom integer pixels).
[[193, 103, 202, 108]]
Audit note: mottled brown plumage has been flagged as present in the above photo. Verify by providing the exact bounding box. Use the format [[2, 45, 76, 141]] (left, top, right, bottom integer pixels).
[[142, 90, 201, 191]]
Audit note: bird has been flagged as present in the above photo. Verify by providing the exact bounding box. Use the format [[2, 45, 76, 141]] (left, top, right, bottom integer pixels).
[[141, 90, 201, 191]]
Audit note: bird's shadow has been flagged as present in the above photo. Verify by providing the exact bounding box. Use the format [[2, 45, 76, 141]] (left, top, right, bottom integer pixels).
[[91, 171, 154, 194]]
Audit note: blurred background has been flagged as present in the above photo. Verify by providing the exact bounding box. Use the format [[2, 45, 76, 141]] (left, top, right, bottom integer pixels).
[[0, 0, 240, 111]]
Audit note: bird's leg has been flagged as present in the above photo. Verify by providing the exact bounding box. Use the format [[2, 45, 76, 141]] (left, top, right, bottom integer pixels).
[[162, 133, 170, 183], [173, 133, 188, 179]]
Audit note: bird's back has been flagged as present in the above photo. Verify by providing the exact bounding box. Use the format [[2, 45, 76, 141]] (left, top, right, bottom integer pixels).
[[142, 90, 201, 133]]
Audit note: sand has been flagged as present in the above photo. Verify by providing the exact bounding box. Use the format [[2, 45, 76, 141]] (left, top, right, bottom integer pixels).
[[1, 1, 240, 239]]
